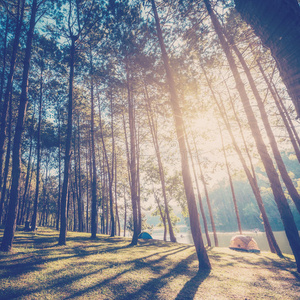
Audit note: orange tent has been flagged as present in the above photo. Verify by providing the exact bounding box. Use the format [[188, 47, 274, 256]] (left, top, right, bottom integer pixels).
[[229, 235, 260, 253]]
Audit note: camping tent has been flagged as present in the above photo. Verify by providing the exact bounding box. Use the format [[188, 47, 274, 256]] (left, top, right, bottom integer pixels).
[[138, 232, 153, 239], [229, 235, 260, 253]]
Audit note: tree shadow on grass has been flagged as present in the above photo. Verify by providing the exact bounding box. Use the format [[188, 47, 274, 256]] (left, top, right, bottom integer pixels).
[[175, 269, 210, 300]]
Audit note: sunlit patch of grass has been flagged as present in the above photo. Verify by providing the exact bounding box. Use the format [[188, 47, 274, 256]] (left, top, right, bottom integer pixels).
[[0, 227, 299, 299]]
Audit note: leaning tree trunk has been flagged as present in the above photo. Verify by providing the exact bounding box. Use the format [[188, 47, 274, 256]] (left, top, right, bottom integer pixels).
[[234, 0, 300, 117], [205, 0, 297, 267], [227, 35, 300, 214], [257, 60, 300, 164], [221, 78, 281, 256], [0, 0, 38, 252], [151, 0, 211, 270]]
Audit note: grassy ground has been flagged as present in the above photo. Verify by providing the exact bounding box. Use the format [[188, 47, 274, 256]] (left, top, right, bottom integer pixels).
[[0, 228, 299, 300]]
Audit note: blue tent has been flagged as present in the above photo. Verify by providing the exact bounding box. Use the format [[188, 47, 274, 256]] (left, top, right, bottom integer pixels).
[[138, 232, 153, 239]]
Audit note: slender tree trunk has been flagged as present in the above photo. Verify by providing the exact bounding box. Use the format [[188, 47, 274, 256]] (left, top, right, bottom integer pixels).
[[59, 35, 77, 245], [218, 122, 242, 234], [123, 187, 127, 237], [136, 125, 142, 234], [198, 152, 218, 247], [186, 129, 211, 247], [0, 94, 12, 224], [31, 68, 43, 231], [144, 84, 177, 242], [18, 131, 33, 226], [76, 116, 84, 231], [205, 0, 296, 264], [125, 64, 139, 246], [151, 0, 210, 269], [85, 140, 89, 233], [56, 107, 61, 231], [1, 0, 38, 251], [115, 143, 120, 236], [90, 64, 98, 239]]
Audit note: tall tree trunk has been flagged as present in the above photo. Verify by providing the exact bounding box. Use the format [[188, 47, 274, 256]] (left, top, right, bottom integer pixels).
[[59, 34, 77, 245], [56, 106, 61, 231], [76, 116, 84, 232], [234, 0, 300, 117], [98, 93, 115, 236], [0, 0, 38, 251], [18, 129, 33, 226], [0, 0, 25, 199], [125, 64, 139, 246], [85, 139, 89, 233], [90, 62, 98, 239], [218, 122, 242, 234], [115, 155, 120, 236], [31, 68, 43, 231], [151, 0, 210, 269], [205, 0, 297, 266], [144, 84, 177, 242], [136, 125, 142, 235], [0, 94, 12, 224], [197, 151, 218, 247], [186, 130, 211, 247]]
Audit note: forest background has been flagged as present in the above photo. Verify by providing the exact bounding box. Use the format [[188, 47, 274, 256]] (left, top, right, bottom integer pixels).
[[0, 0, 300, 264]]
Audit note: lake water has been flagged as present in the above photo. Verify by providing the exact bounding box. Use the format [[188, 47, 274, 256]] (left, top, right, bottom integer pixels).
[[151, 226, 298, 255]]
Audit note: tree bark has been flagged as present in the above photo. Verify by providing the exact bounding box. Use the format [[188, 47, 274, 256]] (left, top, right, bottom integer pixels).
[[0, 0, 38, 251], [0, 94, 12, 224], [234, 0, 300, 117], [59, 34, 77, 245], [90, 61, 98, 239], [31, 68, 43, 231], [126, 63, 139, 246], [187, 130, 211, 247], [151, 0, 211, 269]]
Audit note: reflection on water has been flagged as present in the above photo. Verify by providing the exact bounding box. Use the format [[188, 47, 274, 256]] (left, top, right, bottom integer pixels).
[[151, 227, 298, 255]]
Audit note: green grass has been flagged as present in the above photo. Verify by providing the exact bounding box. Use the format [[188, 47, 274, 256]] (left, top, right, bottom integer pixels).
[[0, 228, 299, 299]]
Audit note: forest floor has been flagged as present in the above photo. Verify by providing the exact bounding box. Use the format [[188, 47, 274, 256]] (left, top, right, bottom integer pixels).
[[0, 227, 299, 300]]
